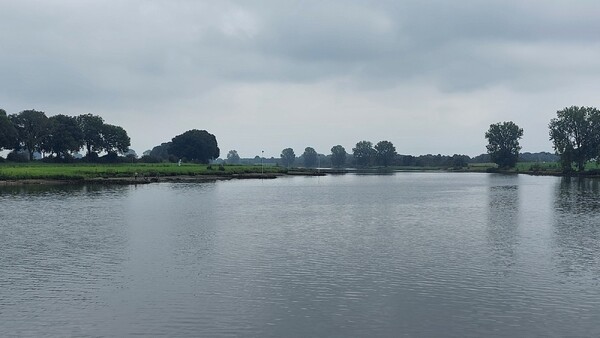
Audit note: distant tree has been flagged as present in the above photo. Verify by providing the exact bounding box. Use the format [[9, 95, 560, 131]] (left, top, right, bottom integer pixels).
[[10, 110, 50, 160], [169, 129, 219, 163], [43, 114, 84, 159], [302, 147, 318, 167], [77, 114, 105, 156], [330, 145, 347, 167], [227, 150, 241, 164], [451, 154, 470, 168], [125, 149, 138, 158], [101, 124, 130, 155], [150, 142, 172, 161], [0, 109, 17, 151], [485, 121, 523, 168], [549, 106, 600, 172], [375, 140, 397, 166], [280, 148, 296, 167], [353, 140, 375, 166]]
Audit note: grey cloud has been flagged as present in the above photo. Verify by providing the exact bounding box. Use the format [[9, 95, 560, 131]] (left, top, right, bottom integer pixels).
[[1, 1, 600, 155]]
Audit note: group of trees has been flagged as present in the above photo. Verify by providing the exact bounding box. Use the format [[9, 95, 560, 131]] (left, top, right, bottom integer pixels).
[[485, 106, 600, 173], [276, 140, 399, 168], [146, 129, 219, 164], [0, 109, 130, 161]]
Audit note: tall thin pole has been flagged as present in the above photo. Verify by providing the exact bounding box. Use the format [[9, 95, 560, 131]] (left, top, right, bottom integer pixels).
[[261, 150, 264, 175]]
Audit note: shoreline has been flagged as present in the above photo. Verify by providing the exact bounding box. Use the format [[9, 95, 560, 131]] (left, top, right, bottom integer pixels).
[[3, 169, 600, 186], [0, 173, 285, 186]]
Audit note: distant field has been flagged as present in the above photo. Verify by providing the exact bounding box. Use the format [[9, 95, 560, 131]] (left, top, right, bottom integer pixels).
[[466, 162, 562, 172], [0, 163, 285, 180]]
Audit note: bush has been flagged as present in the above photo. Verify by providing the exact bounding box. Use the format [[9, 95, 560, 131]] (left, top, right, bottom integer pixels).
[[99, 152, 124, 163], [139, 155, 161, 163], [7, 151, 29, 162], [83, 152, 99, 162]]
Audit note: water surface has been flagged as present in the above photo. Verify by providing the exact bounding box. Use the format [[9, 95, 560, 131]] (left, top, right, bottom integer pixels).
[[1, 173, 600, 337]]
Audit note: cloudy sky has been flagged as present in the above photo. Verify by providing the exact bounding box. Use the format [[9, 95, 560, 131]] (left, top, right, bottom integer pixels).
[[1, 1, 599, 158]]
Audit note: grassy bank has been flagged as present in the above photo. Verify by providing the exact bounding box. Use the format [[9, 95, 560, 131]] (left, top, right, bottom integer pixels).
[[0, 163, 286, 181]]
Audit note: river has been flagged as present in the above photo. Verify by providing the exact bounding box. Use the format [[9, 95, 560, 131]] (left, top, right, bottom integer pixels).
[[1, 173, 600, 337]]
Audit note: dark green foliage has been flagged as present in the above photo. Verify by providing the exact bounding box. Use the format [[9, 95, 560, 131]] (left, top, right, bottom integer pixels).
[[77, 114, 104, 155], [485, 121, 523, 168], [302, 147, 318, 167], [170, 129, 219, 164], [451, 154, 470, 168], [139, 155, 161, 163], [101, 124, 130, 155], [330, 145, 347, 167], [280, 148, 296, 167], [375, 140, 396, 167], [150, 142, 172, 161], [44, 114, 84, 159], [353, 140, 375, 166], [0, 109, 17, 151], [7, 151, 29, 162], [10, 110, 49, 160], [549, 106, 600, 172]]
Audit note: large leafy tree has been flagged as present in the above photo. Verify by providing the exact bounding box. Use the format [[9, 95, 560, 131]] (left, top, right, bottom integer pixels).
[[280, 148, 296, 167], [101, 124, 130, 154], [549, 106, 600, 172], [485, 121, 523, 169], [77, 113, 105, 156], [0, 109, 17, 151], [375, 140, 397, 167], [169, 129, 219, 163], [353, 140, 375, 166], [43, 114, 84, 159], [10, 110, 50, 160], [330, 145, 347, 167], [302, 147, 318, 167]]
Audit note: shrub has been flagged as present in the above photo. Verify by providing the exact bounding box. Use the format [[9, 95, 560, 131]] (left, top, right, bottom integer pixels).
[[7, 151, 29, 162]]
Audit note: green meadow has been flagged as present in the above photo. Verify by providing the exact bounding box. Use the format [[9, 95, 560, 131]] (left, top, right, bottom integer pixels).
[[0, 163, 286, 181]]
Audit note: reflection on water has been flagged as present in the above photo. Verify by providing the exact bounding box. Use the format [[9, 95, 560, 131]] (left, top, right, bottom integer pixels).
[[553, 177, 600, 281], [2, 175, 600, 337], [487, 175, 520, 273]]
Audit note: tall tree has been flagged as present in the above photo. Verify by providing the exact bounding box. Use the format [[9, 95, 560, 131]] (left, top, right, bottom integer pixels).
[[302, 147, 318, 167], [485, 121, 523, 168], [169, 129, 219, 163], [375, 140, 397, 167], [353, 140, 375, 166], [44, 114, 84, 159], [227, 150, 241, 164], [10, 110, 49, 160], [101, 124, 130, 155], [77, 113, 105, 156], [330, 145, 347, 167], [549, 106, 600, 172], [280, 148, 296, 167], [0, 109, 17, 151]]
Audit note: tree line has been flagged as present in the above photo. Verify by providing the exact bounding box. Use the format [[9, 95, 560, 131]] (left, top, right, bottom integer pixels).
[[0, 109, 130, 161], [486, 106, 600, 173]]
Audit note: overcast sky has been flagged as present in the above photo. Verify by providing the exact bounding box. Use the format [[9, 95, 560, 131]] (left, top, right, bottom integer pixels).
[[1, 1, 599, 158]]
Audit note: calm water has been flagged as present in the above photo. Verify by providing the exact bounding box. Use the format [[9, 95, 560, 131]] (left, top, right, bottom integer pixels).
[[1, 173, 600, 337]]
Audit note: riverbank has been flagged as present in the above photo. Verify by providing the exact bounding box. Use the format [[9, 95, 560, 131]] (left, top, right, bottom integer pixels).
[[0, 163, 287, 183], [2, 162, 599, 186]]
